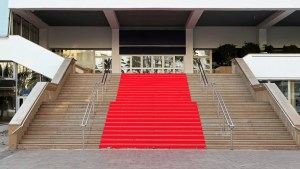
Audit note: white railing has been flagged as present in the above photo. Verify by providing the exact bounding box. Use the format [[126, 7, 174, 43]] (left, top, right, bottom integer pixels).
[[80, 82, 100, 149]]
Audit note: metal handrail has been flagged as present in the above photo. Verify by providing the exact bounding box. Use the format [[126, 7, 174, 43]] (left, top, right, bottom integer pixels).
[[211, 83, 235, 150], [197, 58, 234, 150], [197, 59, 208, 85], [101, 58, 112, 101], [80, 82, 100, 149]]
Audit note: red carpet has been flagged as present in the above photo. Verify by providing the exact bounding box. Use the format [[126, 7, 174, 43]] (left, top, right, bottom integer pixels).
[[99, 74, 206, 149]]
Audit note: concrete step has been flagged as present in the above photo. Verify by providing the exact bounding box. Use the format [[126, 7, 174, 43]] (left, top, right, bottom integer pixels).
[[206, 145, 299, 150], [26, 130, 103, 135], [205, 140, 296, 145], [17, 144, 99, 149], [20, 139, 100, 144]]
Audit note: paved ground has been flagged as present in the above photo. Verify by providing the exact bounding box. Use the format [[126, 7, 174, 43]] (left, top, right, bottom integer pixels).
[[0, 124, 8, 152], [0, 149, 300, 169]]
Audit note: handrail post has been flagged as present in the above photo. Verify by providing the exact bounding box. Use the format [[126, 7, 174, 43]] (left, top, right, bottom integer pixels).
[[230, 127, 233, 150], [82, 127, 85, 149], [81, 81, 100, 150], [97, 84, 98, 101], [102, 85, 104, 101], [223, 114, 225, 131], [217, 102, 220, 117]]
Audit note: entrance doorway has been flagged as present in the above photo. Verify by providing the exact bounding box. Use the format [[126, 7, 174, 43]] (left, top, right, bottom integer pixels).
[[53, 49, 112, 73], [121, 55, 184, 73], [95, 50, 112, 73]]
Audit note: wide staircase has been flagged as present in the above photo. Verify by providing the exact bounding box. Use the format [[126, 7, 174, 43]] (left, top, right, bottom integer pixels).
[[100, 74, 206, 149], [16, 73, 299, 150], [188, 74, 298, 150], [17, 74, 120, 149]]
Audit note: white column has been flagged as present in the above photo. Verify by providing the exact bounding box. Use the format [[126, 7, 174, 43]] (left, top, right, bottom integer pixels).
[[112, 29, 120, 73], [185, 29, 194, 73], [258, 29, 267, 50], [39, 29, 48, 49]]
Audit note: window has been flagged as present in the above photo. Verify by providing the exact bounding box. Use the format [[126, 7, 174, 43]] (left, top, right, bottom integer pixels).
[[193, 49, 212, 74], [22, 19, 30, 39], [121, 55, 184, 73], [30, 24, 39, 44], [12, 14, 21, 35], [12, 13, 39, 44]]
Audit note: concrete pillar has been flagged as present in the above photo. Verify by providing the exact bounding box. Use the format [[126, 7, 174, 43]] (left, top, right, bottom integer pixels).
[[112, 29, 120, 73], [185, 29, 194, 73], [258, 29, 267, 50], [39, 29, 48, 49]]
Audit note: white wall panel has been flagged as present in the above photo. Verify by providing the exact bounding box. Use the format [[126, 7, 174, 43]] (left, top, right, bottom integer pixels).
[[244, 54, 300, 80]]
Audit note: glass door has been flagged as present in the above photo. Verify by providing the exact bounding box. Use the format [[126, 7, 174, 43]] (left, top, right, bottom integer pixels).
[[94, 50, 112, 73], [121, 55, 184, 73], [193, 49, 212, 74]]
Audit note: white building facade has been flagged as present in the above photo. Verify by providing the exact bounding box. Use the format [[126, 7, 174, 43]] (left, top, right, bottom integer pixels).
[[0, 0, 300, 74]]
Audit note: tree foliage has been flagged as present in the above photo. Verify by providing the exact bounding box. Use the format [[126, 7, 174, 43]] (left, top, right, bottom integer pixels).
[[213, 44, 237, 66], [282, 45, 300, 53], [239, 42, 261, 57]]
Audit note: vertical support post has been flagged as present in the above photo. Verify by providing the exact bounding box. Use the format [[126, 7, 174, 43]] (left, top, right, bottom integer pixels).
[[112, 29, 120, 73], [212, 84, 214, 101], [185, 29, 194, 73], [217, 101, 220, 117], [230, 128, 233, 150], [97, 86, 99, 101], [102, 86, 104, 101], [206, 85, 208, 102], [82, 128, 85, 149], [223, 114, 225, 131], [93, 99, 95, 116], [14, 62, 18, 112], [258, 29, 267, 50]]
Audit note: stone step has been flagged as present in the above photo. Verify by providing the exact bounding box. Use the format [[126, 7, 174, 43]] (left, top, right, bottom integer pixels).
[[35, 115, 107, 119], [201, 114, 278, 118], [23, 135, 102, 139], [205, 145, 299, 150], [26, 130, 103, 135], [17, 144, 99, 149], [205, 140, 296, 145], [22, 134, 293, 140], [20, 139, 100, 144]]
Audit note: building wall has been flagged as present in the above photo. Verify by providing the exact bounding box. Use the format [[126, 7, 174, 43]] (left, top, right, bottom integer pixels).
[[194, 26, 300, 49], [193, 27, 257, 48], [40, 26, 300, 50], [48, 26, 112, 49], [268, 27, 300, 48]]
